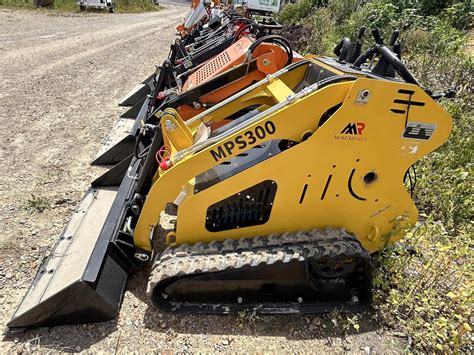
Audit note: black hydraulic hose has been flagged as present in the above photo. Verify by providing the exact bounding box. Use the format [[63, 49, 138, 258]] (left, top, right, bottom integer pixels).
[[376, 46, 419, 85], [231, 16, 255, 25], [134, 132, 144, 160], [248, 35, 293, 66], [135, 125, 164, 195], [353, 45, 419, 85], [317, 74, 357, 90], [134, 124, 154, 160], [280, 57, 312, 72], [352, 46, 378, 68], [257, 23, 283, 31], [233, 23, 257, 42]]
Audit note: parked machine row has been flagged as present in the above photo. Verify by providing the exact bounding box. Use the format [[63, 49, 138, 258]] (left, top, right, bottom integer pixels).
[[8, 0, 454, 329]]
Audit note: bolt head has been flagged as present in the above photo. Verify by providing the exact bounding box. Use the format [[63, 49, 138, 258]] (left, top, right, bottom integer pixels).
[[351, 295, 359, 305]]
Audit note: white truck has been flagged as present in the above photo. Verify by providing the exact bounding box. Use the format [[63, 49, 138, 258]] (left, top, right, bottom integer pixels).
[[248, 0, 281, 13], [236, 0, 282, 15], [77, 0, 115, 13]]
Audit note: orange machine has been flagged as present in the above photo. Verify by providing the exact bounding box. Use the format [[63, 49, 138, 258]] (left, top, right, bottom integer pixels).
[[160, 35, 302, 121]]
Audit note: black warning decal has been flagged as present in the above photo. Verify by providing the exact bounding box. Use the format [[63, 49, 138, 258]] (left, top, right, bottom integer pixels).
[[403, 121, 436, 140]]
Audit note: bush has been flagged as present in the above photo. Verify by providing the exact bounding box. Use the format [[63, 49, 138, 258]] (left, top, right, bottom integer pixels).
[[305, 7, 336, 54], [442, 1, 473, 30], [373, 218, 473, 352], [374, 51, 473, 352], [278, 0, 324, 25]]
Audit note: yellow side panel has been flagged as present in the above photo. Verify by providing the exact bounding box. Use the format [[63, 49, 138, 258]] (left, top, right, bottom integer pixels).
[[133, 81, 352, 251], [134, 77, 452, 253]]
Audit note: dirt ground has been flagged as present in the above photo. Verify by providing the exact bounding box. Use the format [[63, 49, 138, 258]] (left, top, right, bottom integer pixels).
[[0, 7, 406, 353]]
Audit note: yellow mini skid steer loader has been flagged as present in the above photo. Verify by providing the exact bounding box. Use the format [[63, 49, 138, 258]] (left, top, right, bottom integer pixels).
[[8, 28, 454, 329]]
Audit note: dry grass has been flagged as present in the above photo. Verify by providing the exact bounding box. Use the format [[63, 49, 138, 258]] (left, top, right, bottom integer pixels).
[[0, 0, 161, 12]]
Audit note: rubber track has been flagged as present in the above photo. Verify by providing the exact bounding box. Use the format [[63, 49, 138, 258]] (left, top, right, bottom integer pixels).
[[147, 229, 371, 312]]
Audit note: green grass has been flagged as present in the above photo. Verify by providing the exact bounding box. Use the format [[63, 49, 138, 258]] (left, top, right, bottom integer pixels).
[[0, 0, 161, 13]]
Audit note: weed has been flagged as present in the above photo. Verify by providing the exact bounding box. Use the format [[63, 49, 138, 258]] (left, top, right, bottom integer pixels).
[[345, 315, 360, 332], [236, 309, 259, 329], [25, 195, 50, 213]]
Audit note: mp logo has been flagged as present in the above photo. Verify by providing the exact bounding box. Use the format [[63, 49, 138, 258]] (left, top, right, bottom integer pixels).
[[340, 122, 365, 135]]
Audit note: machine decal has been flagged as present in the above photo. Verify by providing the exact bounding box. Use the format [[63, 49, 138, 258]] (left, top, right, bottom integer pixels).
[[409, 145, 418, 155], [341, 122, 365, 135], [403, 121, 436, 140], [299, 184, 309, 204], [320, 175, 332, 200], [334, 122, 367, 142], [210, 120, 276, 162], [348, 169, 367, 201]]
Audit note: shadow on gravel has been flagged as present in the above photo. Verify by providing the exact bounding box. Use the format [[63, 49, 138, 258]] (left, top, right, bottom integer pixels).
[[2, 320, 118, 352], [129, 266, 382, 341], [1, 261, 381, 351]]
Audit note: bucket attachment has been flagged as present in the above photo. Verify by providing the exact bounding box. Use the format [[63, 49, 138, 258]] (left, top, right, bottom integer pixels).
[[118, 73, 154, 107], [92, 118, 137, 166], [119, 97, 147, 119], [7, 187, 128, 329], [8, 151, 139, 329], [94, 95, 152, 166]]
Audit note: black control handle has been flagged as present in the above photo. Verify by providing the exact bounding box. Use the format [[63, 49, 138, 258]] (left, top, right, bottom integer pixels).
[[334, 37, 350, 57], [372, 28, 383, 45], [389, 30, 399, 46], [429, 88, 456, 100], [357, 27, 366, 41]]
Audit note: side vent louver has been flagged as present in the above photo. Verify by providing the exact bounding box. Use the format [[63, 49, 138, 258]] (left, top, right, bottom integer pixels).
[[195, 51, 232, 85], [205, 180, 277, 232]]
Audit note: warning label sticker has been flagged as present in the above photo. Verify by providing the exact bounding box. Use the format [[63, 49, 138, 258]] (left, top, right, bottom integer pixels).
[[403, 121, 436, 140]]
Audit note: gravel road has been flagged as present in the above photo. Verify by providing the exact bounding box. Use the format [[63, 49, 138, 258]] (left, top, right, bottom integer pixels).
[[0, 7, 405, 353]]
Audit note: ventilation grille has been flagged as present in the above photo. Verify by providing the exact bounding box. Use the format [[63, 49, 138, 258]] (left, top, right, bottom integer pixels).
[[205, 180, 277, 232], [195, 51, 232, 85]]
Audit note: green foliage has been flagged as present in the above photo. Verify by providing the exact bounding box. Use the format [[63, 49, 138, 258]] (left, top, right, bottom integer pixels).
[[366, 0, 398, 29], [277, 0, 323, 25], [236, 309, 260, 328], [305, 7, 337, 54], [115, 0, 159, 12], [25, 195, 50, 213], [413, 99, 473, 231], [441, 1, 473, 30], [326, 0, 364, 26], [373, 219, 473, 352], [0, 0, 34, 7]]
